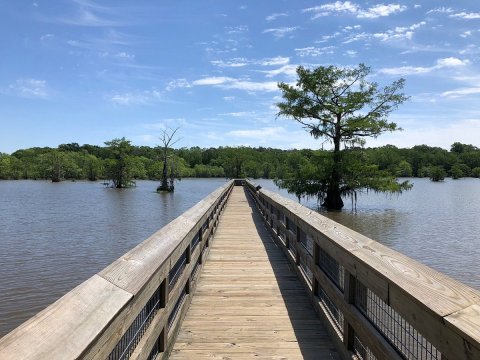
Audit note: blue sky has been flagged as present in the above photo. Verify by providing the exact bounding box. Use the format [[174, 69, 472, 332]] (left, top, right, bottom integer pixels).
[[1, 1, 479, 153]]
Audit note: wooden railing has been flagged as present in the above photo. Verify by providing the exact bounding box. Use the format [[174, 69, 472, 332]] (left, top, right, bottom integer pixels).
[[0, 180, 234, 360], [245, 180, 480, 360]]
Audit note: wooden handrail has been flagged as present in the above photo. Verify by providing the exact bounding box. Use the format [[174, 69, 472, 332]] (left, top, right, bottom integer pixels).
[[245, 180, 480, 360], [0, 180, 234, 360]]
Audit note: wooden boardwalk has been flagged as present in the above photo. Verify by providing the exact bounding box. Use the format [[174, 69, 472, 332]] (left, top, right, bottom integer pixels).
[[170, 186, 339, 359]]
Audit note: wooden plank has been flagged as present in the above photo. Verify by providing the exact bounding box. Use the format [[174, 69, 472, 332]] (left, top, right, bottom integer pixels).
[[170, 187, 339, 359], [252, 182, 480, 360], [445, 303, 480, 348], [0, 275, 132, 360]]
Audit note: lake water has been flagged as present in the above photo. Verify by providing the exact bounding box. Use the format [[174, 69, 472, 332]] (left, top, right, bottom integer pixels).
[[0, 178, 479, 337]]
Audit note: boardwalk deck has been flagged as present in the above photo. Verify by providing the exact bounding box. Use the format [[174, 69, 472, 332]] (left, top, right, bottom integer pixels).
[[170, 186, 339, 359]]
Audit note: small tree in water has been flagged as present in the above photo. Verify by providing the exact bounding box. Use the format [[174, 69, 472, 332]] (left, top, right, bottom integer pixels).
[[104, 137, 135, 188], [276, 64, 411, 210], [157, 127, 180, 192]]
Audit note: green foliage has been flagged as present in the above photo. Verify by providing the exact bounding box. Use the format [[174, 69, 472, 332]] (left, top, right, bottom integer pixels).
[[472, 167, 480, 178], [429, 166, 447, 182], [193, 164, 224, 177], [276, 149, 411, 205], [417, 166, 431, 178], [395, 160, 413, 177], [277, 64, 408, 148], [450, 164, 464, 179], [276, 64, 408, 209], [104, 138, 135, 188]]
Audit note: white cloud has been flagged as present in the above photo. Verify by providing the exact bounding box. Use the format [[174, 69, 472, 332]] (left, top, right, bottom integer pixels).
[[114, 51, 135, 59], [316, 32, 342, 43], [441, 87, 480, 98], [225, 25, 248, 34], [436, 57, 469, 67], [303, 2, 406, 19], [109, 89, 162, 105], [262, 64, 298, 78], [223, 96, 235, 101], [166, 78, 191, 91], [343, 32, 371, 44], [295, 46, 335, 57], [379, 57, 469, 76], [40, 34, 54, 41], [303, 1, 359, 18], [109, 93, 147, 105], [224, 80, 278, 92], [193, 77, 234, 86], [192, 76, 278, 92], [220, 111, 256, 117], [8, 78, 49, 99], [395, 21, 426, 33], [343, 25, 361, 31], [211, 58, 248, 68], [374, 21, 426, 42], [263, 27, 298, 39], [378, 65, 430, 75], [427, 7, 453, 14], [210, 56, 290, 68], [450, 12, 480, 20], [345, 50, 357, 57], [358, 4, 406, 19], [460, 31, 472, 38], [266, 13, 288, 21], [257, 56, 290, 66]]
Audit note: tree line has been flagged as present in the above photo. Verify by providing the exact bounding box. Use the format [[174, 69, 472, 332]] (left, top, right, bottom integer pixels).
[[0, 141, 479, 182]]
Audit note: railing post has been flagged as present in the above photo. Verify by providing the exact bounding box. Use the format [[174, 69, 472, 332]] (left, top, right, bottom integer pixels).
[[285, 217, 290, 249], [295, 228, 301, 266], [186, 245, 191, 265], [343, 271, 356, 351], [313, 243, 320, 296]]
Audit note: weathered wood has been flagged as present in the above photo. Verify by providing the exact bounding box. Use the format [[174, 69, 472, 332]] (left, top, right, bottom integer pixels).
[[0, 275, 132, 360], [170, 187, 339, 359]]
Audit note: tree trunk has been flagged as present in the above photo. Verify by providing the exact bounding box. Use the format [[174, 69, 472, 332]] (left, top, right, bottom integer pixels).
[[158, 151, 169, 191], [323, 187, 344, 209], [323, 130, 344, 210], [157, 149, 174, 192]]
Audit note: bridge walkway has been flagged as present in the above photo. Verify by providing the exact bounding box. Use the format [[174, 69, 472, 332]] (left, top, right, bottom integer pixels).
[[170, 186, 339, 359]]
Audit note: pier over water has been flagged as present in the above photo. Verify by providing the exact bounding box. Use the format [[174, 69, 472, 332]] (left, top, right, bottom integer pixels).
[[0, 180, 479, 359]]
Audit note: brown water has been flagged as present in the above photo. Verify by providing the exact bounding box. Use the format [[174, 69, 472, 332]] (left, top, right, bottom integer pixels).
[[1, 178, 479, 338], [256, 178, 480, 292], [0, 179, 229, 337]]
